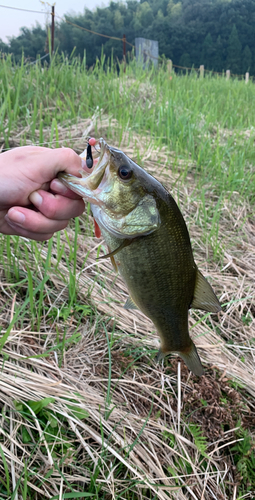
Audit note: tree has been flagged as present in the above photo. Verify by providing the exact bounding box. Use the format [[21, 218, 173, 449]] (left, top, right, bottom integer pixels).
[[0, 38, 9, 54], [114, 10, 124, 30], [170, 2, 182, 19], [8, 24, 47, 62], [202, 33, 215, 70], [213, 35, 224, 73], [179, 52, 191, 68], [137, 2, 154, 28], [227, 24, 242, 74], [242, 45, 252, 73], [2, 0, 255, 76]]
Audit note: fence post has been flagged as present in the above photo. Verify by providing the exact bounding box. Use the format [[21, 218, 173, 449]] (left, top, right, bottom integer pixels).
[[199, 65, 204, 78], [245, 72, 249, 83], [226, 70, 230, 80], [167, 59, 172, 75]]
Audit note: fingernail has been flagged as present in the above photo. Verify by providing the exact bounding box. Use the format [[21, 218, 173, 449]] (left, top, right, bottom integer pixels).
[[7, 209, 25, 225], [51, 179, 68, 194], [29, 191, 43, 207]]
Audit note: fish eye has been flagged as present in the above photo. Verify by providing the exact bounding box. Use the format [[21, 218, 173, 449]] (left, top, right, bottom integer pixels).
[[118, 165, 133, 181]]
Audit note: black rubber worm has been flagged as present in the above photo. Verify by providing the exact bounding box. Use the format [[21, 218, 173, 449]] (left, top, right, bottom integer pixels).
[[86, 143, 93, 169]]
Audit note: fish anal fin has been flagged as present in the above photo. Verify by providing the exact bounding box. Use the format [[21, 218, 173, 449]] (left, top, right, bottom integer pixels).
[[191, 269, 221, 313], [124, 296, 139, 310], [178, 341, 204, 376]]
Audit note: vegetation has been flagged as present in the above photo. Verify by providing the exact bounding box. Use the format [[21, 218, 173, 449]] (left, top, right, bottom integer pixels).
[[1, 0, 255, 74], [0, 54, 255, 498]]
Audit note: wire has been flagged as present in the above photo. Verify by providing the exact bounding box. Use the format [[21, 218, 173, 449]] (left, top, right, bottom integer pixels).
[[26, 53, 49, 65], [172, 63, 244, 78], [0, 3, 249, 77], [56, 15, 135, 48], [0, 4, 47, 14], [0, 3, 135, 48]]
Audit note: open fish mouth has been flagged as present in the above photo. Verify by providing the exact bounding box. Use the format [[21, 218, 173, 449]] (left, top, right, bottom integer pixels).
[[79, 137, 105, 170], [57, 138, 111, 205]]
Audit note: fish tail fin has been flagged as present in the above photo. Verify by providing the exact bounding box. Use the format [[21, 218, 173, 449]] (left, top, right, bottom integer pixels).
[[155, 348, 164, 363], [178, 341, 204, 376]]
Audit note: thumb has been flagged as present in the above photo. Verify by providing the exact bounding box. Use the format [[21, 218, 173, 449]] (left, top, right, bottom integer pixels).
[[36, 147, 88, 183]]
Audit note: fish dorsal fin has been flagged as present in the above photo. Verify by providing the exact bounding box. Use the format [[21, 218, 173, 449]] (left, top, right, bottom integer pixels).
[[191, 269, 221, 313], [124, 296, 139, 310]]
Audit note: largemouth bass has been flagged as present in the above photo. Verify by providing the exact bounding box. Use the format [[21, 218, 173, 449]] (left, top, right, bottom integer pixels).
[[58, 138, 221, 376]]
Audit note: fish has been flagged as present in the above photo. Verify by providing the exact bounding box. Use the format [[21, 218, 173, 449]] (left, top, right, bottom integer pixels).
[[58, 138, 221, 376]]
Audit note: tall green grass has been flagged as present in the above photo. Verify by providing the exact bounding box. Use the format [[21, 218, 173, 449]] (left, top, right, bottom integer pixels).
[[1, 53, 255, 201]]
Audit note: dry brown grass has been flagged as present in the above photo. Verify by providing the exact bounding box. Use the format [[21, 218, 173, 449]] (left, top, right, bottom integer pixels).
[[0, 116, 254, 499]]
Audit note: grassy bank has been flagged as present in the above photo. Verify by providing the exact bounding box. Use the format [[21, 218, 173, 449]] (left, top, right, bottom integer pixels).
[[0, 54, 254, 499], [1, 53, 255, 201]]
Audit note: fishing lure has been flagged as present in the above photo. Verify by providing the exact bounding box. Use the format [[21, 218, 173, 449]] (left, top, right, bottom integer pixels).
[[86, 143, 93, 169]]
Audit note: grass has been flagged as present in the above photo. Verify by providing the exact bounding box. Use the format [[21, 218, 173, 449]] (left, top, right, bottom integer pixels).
[[0, 52, 255, 499], [1, 52, 255, 201]]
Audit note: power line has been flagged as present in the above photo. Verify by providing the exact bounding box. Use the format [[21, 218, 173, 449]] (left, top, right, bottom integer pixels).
[[56, 15, 135, 48], [0, 4, 47, 14], [0, 3, 249, 77], [26, 53, 49, 65], [0, 3, 135, 48]]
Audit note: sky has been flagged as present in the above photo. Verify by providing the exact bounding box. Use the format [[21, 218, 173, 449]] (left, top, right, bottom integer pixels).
[[0, 0, 109, 42]]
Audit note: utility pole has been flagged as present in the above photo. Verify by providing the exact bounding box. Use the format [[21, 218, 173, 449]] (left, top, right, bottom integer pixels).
[[51, 5, 55, 54]]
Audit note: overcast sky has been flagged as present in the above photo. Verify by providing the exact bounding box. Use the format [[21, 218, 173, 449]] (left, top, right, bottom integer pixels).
[[0, 0, 109, 42]]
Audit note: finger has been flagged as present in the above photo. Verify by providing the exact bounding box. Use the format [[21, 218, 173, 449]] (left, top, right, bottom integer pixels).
[[50, 178, 84, 199], [35, 147, 92, 183], [5, 207, 69, 234], [10, 146, 90, 186], [50, 158, 98, 197], [1, 217, 54, 241], [29, 190, 85, 220]]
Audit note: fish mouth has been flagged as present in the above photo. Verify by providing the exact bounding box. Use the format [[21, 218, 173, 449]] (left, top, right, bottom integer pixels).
[[57, 138, 110, 205]]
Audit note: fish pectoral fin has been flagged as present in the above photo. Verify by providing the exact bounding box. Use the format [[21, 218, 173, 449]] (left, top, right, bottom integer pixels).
[[110, 254, 118, 273], [191, 269, 221, 313], [99, 245, 118, 272], [97, 239, 132, 260], [124, 296, 139, 310], [178, 341, 204, 376]]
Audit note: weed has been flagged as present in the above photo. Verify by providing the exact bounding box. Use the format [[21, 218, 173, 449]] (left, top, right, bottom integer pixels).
[[188, 423, 208, 457], [231, 428, 255, 494]]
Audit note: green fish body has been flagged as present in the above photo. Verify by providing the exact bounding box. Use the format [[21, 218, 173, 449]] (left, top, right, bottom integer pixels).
[[58, 139, 221, 376]]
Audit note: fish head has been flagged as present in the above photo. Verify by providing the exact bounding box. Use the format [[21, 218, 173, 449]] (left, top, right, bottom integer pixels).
[[58, 138, 161, 238]]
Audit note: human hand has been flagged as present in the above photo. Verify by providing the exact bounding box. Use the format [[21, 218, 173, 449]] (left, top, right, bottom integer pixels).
[[0, 146, 88, 241]]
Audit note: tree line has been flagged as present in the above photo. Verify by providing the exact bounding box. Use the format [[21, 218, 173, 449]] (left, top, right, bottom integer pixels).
[[1, 0, 255, 75]]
